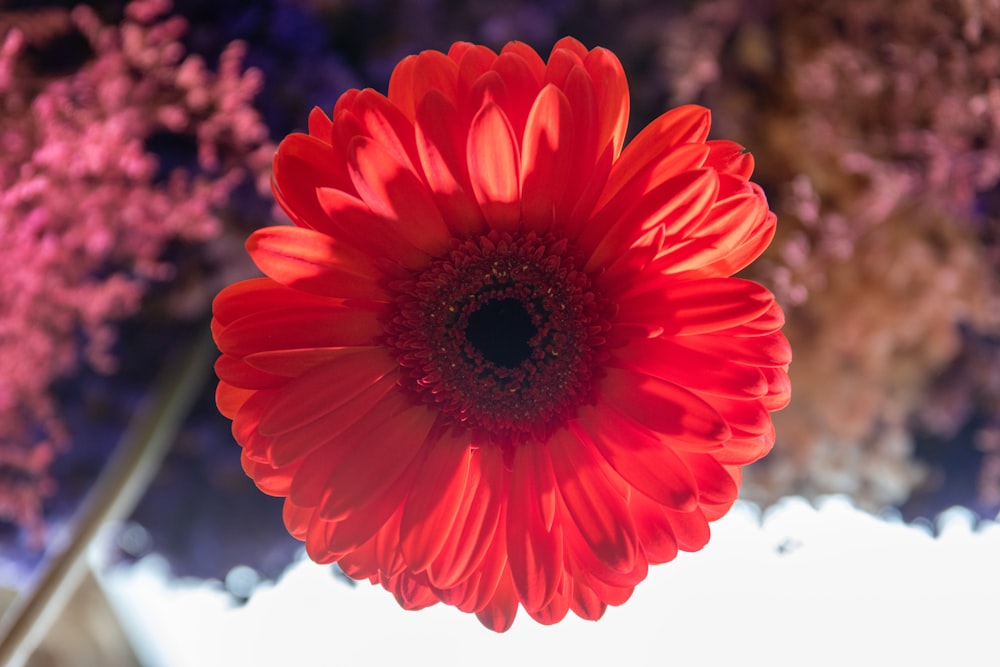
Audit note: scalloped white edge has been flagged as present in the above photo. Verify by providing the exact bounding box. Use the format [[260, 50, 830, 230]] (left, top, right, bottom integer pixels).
[[95, 496, 1000, 667]]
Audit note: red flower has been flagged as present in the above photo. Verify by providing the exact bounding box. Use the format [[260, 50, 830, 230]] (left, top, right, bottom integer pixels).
[[212, 37, 790, 631]]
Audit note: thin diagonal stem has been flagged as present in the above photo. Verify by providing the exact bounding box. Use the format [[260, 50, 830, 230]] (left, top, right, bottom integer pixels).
[[0, 328, 215, 667]]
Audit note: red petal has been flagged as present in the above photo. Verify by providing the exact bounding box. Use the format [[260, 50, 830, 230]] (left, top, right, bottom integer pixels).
[[455, 44, 499, 103], [590, 138, 710, 226], [242, 450, 301, 498], [465, 70, 509, 127], [584, 46, 629, 158], [307, 106, 333, 143], [547, 428, 638, 573], [491, 51, 543, 140], [657, 191, 770, 281], [693, 191, 767, 240], [335, 89, 421, 175], [387, 54, 417, 119], [265, 372, 399, 468], [303, 512, 339, 564], [557, 66, 602, 218], [247, 226, 388, 301], [255, 347, 395, 437], [557, 142, 614, 239], [414, 91, 485, 236], [506, 443, 563, 611], [575, 404, 699, 512], [213, 277, 280, 327], [216, 383, 252, 419], [213, 277, 380, 331], [661, 205, 776, 278], [400, 430, 473, 572], [315, 187, 431, 269], [317, 403, 438, 521], [550, 36, 590, 62], [611, 336, 767, 399], [568, 569, 607, 621], [746, 304, 789, 339], [373, 507, 407, 579], [426, 445, 504, 590], [710, 432, 774, 466], [386, 571, 439, 611], [527, 578, 570, 626], [709, 395, 773, 437], [347, 135, 451, 257], [604, 105, 711, 203], [320, 455, 421, 558], [706, 299, 786, 338], [520, 84, 574, 233], [681, 452, 739, 508], [232, 389, 274, 459], [500, 41, 546, 83], [214, 354, 284, 390], [761, 366, 792, 411], [332, 88, 360, 117], [337, 528, 381, 580], [282, 498, 311, 541], [672, 329, 792, 368], [216, 299, 383, 357], [616, 277, 776, 335], [706, 209, 778, 276], [286, 389, 411, 508], [704, 140, 754, 179], [601, 367, 731, 445], [562, 500, 646, 589], [664, 506, 711, 552], [577, 566, 636, 607], [543, 43, 584, 90], [272, 133, 355, 225], [584, 165, 717, 273], [389, 50, 459, 121], [245, 347, 371, 378], [706, 465, 744, 522], [467, 102, 521, 231], [446, 503, 508, 613], [411, 50, 459, 106], [629, 491, 680, 564], [474, 565, 519, 632], [447, 42, 475, 66]]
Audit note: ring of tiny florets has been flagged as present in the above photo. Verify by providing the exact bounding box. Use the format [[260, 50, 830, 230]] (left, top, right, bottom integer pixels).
[[383, 231, 610, 447]]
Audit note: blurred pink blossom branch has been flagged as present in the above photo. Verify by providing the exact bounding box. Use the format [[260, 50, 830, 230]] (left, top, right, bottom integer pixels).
[[661, 0, 1000, 509], [0, 0, 272, 543]]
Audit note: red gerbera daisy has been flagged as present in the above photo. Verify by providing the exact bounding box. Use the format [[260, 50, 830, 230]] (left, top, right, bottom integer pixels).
[[212, 37, 790, 632]]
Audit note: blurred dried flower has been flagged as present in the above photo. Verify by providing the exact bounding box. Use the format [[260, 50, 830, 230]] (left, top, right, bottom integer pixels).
[[661, 0, 1000, 510], [0, 0, 272, 542]]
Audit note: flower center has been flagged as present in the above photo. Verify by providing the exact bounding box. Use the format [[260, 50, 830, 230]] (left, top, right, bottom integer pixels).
[[383, 231, 610, 446], [465, 298, 537, 368]]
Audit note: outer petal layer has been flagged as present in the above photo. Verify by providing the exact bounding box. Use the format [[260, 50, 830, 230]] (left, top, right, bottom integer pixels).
[[212, 37, 789, 635]]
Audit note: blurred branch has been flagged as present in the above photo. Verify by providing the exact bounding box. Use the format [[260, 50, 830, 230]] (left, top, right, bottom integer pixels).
[[0, 327, 215, 667]]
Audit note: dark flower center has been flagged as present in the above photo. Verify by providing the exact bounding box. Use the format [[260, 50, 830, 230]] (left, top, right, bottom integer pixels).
[[383, 231, 610, 446], [465, 298, 537, 368]]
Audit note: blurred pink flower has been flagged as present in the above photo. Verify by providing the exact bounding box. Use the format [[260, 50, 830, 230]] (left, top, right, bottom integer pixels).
[[0, 0, 272, 542], [659, 0, 1000, 510]]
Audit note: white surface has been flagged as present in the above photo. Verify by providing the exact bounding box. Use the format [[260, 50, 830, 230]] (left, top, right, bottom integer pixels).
[[100, 497, 1000, 667]]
